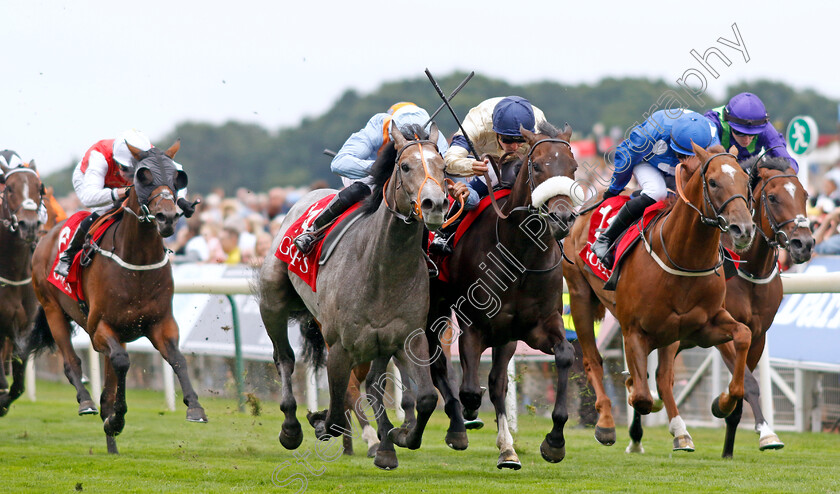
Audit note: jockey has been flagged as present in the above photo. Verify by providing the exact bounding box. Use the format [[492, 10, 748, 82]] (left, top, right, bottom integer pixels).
[[428, 96, 547, 254], [704, 92, 799, 172], [590, 110, 720, 266], [0, 149, 49, 224], [294, 102, 476, 255], [53, 130, 194, 277]]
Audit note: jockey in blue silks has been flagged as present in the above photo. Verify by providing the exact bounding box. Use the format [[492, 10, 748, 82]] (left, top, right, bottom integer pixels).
[[704, 92, 799, 172], [294, 102, 477, 255], [591, 110, 720, 266]]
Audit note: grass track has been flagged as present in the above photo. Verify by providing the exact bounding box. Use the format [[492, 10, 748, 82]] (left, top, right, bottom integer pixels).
[[1, 380, 838, 493]]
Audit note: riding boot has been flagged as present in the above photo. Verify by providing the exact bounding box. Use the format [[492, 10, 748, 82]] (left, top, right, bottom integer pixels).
[[54, 212, 100, 277], [294, 182, 371, 255], [591, 194, 656, 268], [428, 212, 462, 256]]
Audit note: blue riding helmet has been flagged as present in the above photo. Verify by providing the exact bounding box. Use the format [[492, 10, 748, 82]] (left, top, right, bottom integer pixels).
[[723, 92, 769, 135], [492, 96, 536, 136], [670, 113, 716, 155]]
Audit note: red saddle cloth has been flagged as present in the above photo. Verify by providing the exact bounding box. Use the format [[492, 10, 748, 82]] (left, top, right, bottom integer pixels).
[[275, 194, 361, 292], [48, 211, 117, 302], [579, 196, 668, 282], [432, 189, 511, 283]]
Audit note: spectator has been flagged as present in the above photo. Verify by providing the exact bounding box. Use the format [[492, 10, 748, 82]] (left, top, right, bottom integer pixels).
[[219, 224, 242, 264], [813, 207, 840, 255]]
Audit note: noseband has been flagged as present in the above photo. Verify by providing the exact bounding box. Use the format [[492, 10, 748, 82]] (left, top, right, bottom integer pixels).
[[754, 173, 809, 249], [383, 139, 447, 224], [676, 152, 751, 231], [1, 168, 43, 237]]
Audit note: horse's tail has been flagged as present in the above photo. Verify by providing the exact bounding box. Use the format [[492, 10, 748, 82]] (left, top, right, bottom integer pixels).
[[26, 306, 56, 356], [294, 311, 326, 370]]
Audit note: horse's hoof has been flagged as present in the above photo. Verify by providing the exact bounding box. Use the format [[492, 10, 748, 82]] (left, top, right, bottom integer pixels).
[[186, 407, 208, 423], [673, 434, 695, 452], [462, 407, 479, 421], [651, 398, 664, 413], [306, 409, 328, 427], [594, 426, 616, 446], [78, 401, 98, 415], [759, 434, 784, 451], [374, 449, 398, 470], [106, 435, 119, 455], [464, 418, 484, 430], [367, 443, 379, 458], [539, 438, 566, 463], [279, 424, 303, 450], [630, 397, 653, 415], [0, 405, 8, 417], [388, 427, 407, 448], [711, 396, 731, 418], [0, 394, 10, 417], [445, 431, 468, 451], [103, 416, 124, 437], [625, 441, 644, 454], [497, 448, 521, 470]]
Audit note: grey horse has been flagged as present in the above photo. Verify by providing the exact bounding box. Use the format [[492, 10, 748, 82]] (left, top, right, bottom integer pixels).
[[258, 123, 453, 470]]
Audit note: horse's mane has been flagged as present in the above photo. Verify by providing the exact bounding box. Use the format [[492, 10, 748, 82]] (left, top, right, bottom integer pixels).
[[361, 124, 429, 216]]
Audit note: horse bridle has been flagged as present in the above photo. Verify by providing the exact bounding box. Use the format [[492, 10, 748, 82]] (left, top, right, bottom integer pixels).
[[752, 171, 809, 250], [384, 139, 456, 225], [1, 168, 43, 237], [676, 152, 751, 232]]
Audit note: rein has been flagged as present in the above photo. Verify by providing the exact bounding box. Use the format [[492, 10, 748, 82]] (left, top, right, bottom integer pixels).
[[484, 138, 573, 220], [674, 152, 751, 231]]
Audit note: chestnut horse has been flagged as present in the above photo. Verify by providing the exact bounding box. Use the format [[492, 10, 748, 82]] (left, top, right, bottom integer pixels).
[[626, 155, 814, 456], [258, 124, 450, 470], [0, 164, 43, 416], [563, 143, 755, 448], [426, 122, 581, 469], [30, 141, 205, 454]]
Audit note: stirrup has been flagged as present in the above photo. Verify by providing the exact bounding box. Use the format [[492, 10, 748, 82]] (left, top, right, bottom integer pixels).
[[429, 235, 453, 256], [293, 232, 318, 255]]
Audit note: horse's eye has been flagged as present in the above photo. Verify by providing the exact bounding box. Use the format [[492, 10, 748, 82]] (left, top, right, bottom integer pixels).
[[768, 194, 777, 203], [401, 163, 410, 172], [709, 179, 718, 188]]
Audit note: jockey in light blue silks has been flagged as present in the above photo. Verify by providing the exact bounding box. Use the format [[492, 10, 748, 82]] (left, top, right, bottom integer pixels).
[[294, 102, 478, 255], [704, 92, 799, 172], [591, 110, 720, 266]]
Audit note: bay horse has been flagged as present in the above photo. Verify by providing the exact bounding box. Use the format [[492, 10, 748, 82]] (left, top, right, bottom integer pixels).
[[258, 124, 450, 470], [0, 163, 44, 416], [30, 140, 206, 454], [426, 122, 581, 469], [563, 143, 755, 449], [626, 155, 814, 456]]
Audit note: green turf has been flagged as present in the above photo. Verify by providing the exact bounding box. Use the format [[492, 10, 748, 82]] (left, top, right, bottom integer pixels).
[[1, 380, 837, 493]]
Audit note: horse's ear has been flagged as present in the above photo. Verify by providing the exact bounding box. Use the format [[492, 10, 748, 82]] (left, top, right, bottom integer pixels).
[[390, 125, 407, 150], [127, 142, 145, 161], [165, 139, 181, 159], [429, 122, 439, 146], [559, 123, 573, 142], [728, 145, 739, 157], [174, 170, 188, 190], [520, 125, 537, 144], [0, 161, 9, 176], [27, 159, 37, 172]]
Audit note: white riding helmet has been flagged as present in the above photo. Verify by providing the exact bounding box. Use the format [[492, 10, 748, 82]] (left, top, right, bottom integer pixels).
[[112, 129, 152, 169], [390, 104, 432, 135]]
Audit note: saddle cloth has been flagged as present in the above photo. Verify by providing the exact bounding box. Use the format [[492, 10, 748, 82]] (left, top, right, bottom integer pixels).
[[275, 194, 362, 292], [579, 196, 669, 283], [431, 189, 511, 283], [48, 211, 117, 301]]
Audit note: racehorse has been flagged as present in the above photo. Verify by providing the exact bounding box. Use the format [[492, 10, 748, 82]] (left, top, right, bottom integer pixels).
[[426, 122, 581, 469], [626, 155, 813, 456], [563, 143, 756, 449], [30, 140, 206, 454], [0, 163, 44, 416], [258, 124, 450, 470]]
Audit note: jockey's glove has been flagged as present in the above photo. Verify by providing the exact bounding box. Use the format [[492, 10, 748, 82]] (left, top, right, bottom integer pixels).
[[177, 197, 198, 218]]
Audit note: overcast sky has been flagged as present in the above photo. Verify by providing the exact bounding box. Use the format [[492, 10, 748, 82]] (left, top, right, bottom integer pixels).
[[2, 0, 838, 175]]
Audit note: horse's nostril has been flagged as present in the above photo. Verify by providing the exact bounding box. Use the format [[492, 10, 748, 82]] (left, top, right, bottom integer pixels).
[[421, 198, 435, 211], [790, 238, 803, 250], [155, 213, 167, 223], [729, 224, 742, 237]]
